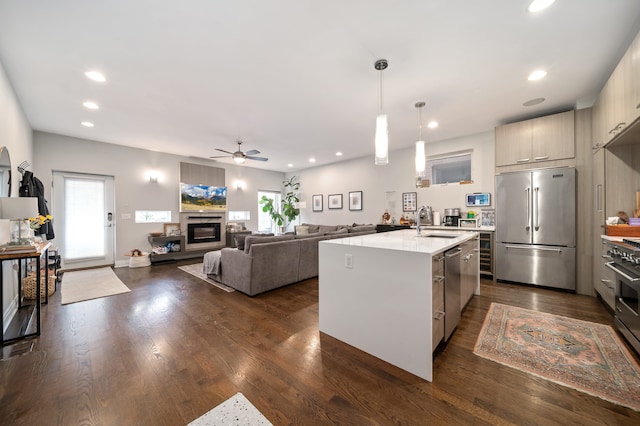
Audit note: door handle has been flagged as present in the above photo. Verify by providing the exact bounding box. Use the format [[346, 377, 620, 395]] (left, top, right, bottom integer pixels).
[[445, 248, 462, 258], [533, 187, 540, 231], [525, 187, 530, 231], [606, 262, 640, 282], [505, 245, 561, 253]]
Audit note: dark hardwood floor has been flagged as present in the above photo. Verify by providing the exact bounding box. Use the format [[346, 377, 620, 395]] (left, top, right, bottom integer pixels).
[[1, 261, 639, 425]]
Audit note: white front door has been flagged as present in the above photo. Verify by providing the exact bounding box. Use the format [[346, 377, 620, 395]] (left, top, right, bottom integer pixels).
[[52, 171, 115, 270]]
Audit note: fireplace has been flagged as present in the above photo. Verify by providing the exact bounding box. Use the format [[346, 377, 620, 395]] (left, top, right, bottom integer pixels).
[[187, 222, 221, 244]]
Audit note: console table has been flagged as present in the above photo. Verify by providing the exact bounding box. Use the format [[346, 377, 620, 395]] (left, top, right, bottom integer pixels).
[[0, 242, 51, 345]]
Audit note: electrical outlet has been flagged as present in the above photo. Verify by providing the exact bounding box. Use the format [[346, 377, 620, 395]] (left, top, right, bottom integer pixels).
[[121, 213, 132, 220], [345, 253, 353, 269]]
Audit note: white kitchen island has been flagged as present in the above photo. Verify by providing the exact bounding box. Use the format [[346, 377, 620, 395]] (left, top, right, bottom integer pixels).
[[318, 229, 478, 382]]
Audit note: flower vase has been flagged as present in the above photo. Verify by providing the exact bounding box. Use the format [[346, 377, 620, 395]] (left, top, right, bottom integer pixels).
[[10, 219, 34, 245]]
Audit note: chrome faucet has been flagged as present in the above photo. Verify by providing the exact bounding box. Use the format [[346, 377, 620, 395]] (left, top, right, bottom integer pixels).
[[417, 205, 426, 235]]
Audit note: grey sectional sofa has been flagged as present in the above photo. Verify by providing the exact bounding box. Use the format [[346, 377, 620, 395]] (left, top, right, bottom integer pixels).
[[207, 224, 376, 296]]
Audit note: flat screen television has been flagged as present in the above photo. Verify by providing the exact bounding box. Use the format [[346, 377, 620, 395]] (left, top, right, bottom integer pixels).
[[180, 183, 227, 212]]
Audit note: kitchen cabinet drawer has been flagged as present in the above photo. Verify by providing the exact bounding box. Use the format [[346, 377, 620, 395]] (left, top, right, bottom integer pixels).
[[432, 301, 445, 351], [596, 244, 616, 310]]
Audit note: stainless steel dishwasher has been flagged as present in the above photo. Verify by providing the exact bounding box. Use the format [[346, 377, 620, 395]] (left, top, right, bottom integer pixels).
[[444, 246, 462, 341]]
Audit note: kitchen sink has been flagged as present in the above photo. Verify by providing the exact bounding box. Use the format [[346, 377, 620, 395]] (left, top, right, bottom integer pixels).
[[420, 233, 459, 238]]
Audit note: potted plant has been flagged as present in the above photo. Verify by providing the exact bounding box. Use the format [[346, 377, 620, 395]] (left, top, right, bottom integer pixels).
[[259, 176, 300, 232]]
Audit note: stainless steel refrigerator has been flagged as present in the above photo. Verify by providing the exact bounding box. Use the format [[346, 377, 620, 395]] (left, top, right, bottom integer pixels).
[[495, 167, 576, 290]]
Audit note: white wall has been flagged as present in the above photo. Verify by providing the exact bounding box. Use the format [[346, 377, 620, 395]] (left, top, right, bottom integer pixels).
[[33, 131, 285, 266], [0, 59, 33, 328], [292, 131, 495, 226]]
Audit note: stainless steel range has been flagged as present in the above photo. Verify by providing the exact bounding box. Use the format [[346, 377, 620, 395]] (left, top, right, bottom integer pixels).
[[603, 238, 640, 354]]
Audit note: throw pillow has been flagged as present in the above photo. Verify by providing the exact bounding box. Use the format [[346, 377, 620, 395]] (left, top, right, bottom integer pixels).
[[295, 225, 309, 235], [235, 234, 249, 250], [302, 223, 320, 233]]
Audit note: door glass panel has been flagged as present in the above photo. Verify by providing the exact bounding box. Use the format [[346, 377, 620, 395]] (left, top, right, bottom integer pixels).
[[64, 177, 105, 260]]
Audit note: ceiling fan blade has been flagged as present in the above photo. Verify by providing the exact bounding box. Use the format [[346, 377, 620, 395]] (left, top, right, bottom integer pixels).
[[245, 149, 260, 156], [209, 155, 231, 159], [246, 156, 268, 162], [215, 148, 234, 155]]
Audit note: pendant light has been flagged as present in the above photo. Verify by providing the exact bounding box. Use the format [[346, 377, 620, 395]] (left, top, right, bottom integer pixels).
[[374, 59, 389, 165], [415, 101, 426, 178]]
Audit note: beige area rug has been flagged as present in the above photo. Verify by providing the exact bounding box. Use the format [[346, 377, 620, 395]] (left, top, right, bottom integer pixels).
[[188, 392, 272, 426], [474, 302, 640, 412], [178, 263, 235, 293], [61, 267, 131, 305]]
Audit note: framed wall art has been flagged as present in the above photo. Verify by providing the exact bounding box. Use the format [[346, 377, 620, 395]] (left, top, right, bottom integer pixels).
[[402, 192, 417, 212], [328, 194, 343, 210], [163, 222, 181, 236], [312, 194, 323, 212], [349, 191, 362, 211], [480, 209, 495, 227]]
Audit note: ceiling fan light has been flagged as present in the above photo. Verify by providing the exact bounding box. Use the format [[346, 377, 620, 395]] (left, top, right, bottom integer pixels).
[[233, 156, 245, 164]]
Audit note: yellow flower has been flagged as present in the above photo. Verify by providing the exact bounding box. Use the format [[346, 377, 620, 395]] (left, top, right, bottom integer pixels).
[[29, 215, 52, 230]]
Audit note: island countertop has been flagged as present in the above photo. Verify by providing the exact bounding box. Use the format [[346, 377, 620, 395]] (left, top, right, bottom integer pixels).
[[321, 228, 477, 255]]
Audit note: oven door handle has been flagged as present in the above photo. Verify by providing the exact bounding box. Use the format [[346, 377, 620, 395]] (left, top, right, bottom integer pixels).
[[605, 261, 640, 282]]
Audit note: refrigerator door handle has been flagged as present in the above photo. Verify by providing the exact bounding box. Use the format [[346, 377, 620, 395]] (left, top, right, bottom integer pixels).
[[534, 187, 540, 231], [525, 187, 531, 231], [505, 245, 562, 253]]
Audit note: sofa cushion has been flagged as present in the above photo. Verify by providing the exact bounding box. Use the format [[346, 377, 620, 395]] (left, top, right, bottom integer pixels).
[[302, 223, 320, 233], [325, 228, 348, 235], [295, 225, 310, 235], [244, 234, 295, 253], [234, 233, 274, 250], [295, 232, 323, 239], [350, 224, 376, 233], [318, 225, 338, 234]]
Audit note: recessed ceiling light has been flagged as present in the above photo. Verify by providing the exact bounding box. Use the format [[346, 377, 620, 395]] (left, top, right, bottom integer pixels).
[[427, 121, 438, 129], [528, 0, 555, 13], [81, 121, 94, 127], [287, 163, 293, 168], [84, 71, 106, 82], [83, 101, 99, 110], [309, 158, 316, 163], [528, 70, 547, 81], [523, 97, 546, 107], [336, 152, 343, 156]]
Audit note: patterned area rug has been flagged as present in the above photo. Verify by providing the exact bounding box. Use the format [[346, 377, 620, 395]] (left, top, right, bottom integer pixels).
[[178, 263, 235, 293], [474, 303, 640, 412]]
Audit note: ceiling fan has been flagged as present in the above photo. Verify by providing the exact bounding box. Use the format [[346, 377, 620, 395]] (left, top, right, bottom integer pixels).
[[210, 141, 268, 164]]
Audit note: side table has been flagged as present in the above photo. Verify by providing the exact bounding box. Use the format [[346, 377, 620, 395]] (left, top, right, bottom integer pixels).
[[0, 242, 51, 345]]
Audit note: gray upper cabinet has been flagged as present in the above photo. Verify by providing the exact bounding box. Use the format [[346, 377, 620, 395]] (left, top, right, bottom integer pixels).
[[593, 29, 640, 148], [495, 110, 575, 167]]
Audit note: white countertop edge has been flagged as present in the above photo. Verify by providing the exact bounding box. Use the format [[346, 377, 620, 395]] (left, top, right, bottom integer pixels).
[[321, 229, 477, 255]]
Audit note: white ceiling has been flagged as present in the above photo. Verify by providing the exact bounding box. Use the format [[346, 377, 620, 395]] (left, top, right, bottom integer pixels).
[[1, 1, 640, 172]]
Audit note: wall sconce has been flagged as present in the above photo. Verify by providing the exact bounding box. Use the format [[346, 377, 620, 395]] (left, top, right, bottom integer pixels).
[[235, 180, 245, 190], [148, 171, 159, 183]]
